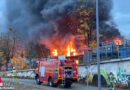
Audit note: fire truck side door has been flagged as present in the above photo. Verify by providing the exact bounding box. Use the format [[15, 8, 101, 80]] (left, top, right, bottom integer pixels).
[[39, 66, 45, 77]]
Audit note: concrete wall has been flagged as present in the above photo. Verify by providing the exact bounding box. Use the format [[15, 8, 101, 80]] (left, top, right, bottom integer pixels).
[[78, 57, 130, 86]]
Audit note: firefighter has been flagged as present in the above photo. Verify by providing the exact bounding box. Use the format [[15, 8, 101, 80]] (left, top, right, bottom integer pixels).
[[12, 67, 17, 78], [109, 72, 116, 90]]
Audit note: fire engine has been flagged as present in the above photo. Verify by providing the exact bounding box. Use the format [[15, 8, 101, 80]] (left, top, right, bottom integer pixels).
[[35, 56, 78, 87]]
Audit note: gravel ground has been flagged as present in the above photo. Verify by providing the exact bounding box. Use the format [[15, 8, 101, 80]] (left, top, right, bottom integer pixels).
[[1, 78, 129, 90], [1, 81, 107, 90], [1, 81, 44, 90]]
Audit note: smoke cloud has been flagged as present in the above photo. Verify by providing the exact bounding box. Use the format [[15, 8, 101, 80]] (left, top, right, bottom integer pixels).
[[4, 0, 120, 49], [5, 0, 75, 36]]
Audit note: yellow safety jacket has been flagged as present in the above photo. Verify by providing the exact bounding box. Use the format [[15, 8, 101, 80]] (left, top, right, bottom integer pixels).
[[109, 74, 115, 83], [12, 69, 17, 77]]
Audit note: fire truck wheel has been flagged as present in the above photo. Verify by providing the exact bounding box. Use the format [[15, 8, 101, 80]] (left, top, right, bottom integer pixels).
[[48, 78, 54, 87], [35, 76, 42, 85]]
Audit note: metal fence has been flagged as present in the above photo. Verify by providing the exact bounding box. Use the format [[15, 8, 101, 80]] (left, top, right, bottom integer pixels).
[[82, 39, 130, 63]]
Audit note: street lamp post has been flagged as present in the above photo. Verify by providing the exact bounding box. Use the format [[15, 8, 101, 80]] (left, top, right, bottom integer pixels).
[[96, 0, 101, 90]]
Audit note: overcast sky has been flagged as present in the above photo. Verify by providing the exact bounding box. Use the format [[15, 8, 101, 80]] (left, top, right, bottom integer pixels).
[[0, 0, 130, 38], [0, 0, 6, 33], [112, 0, 130, 39]]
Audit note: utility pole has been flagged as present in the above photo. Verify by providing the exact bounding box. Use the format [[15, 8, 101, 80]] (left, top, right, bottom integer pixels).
[[96, 0, 101, 90]]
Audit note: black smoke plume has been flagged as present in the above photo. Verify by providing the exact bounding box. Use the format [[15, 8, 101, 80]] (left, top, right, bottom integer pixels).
[[5, 0, 121, 50]]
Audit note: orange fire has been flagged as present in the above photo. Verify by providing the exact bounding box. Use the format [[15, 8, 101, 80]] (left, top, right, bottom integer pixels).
[[51, 40, 78, 57], [51, 49, 58, 56], [65, 41, 77, 57], [50, 35, 88, 57], [114, 38, 123, 45]]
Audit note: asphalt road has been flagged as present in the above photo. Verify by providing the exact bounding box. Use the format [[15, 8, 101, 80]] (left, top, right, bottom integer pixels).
[[1, 78, 113, 90]]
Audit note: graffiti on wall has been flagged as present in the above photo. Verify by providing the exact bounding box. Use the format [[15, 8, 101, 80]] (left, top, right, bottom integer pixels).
[[78, 60, 130, 87]]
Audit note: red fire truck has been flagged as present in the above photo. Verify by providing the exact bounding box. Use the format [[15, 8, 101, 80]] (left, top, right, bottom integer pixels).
[[35, 56, 78, 87]]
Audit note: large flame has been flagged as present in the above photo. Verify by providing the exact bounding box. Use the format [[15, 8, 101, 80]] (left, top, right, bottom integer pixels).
[[51, 39, 78, 57], [65, 40, 77, 57], [114, 38, 123, 45], [51, 49, 58, 56]]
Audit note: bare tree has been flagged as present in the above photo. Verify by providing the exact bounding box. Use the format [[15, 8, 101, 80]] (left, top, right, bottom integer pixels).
[[0, 27, 24, 70]]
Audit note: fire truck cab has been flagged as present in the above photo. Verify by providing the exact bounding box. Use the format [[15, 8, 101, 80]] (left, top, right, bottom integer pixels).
[[35, 56, 78, 87]]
